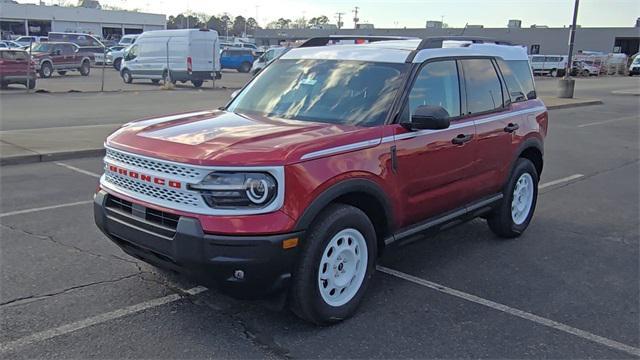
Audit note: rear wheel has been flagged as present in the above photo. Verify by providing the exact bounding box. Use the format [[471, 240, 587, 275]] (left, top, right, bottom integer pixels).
[[290, 204, 376, 325], [151, 79, 160, 84], [121, 69, 133, 83], [113, 58, 122, 71], [550, 69, 558, 77], [238, 62, 251, 73], [0, 81, 7, 89], [57, 70, 67, 76], [487, 158, 539, 238], [40, 62, 53, 78], [191, 79, 203, 88], [79, 60, 90, 76], [27, 78, 36, 89]]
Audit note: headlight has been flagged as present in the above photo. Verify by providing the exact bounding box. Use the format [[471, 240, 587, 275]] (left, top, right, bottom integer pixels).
[[190, 172, 277, 208]]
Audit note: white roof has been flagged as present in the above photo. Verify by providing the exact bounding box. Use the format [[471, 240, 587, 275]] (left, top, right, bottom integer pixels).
[[282, 39, 529, 64]]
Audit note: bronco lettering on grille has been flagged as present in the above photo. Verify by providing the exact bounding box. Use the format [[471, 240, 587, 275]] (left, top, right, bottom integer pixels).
[[108, 164, 182, 189]]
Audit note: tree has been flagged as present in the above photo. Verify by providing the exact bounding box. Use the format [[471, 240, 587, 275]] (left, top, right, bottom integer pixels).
[[292, 17, 307, 29], [206, 15, 225, 34], [166, 13, 203, 29], [308, 15, 329, 27], [220, 13, 232, 37], [245, 17, 260, 35], [276, 18, 292, 29], [232, 16, 246, 36]]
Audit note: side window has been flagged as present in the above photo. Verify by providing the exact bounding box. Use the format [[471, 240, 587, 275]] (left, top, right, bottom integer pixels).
[[531, 56, 544, 63], [496, 58, 537, 102], [264, 50, 274, 61], [405, 60, 461, 120], [126, 44, 138, 60], [460, 59, 504, 114], [62, 44, 74, 54]]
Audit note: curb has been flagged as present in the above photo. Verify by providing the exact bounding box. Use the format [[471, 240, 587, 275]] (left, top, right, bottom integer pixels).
[[611, 90, 640, 96], [1, 148, 106, 166], [545, 99, 603, 110]]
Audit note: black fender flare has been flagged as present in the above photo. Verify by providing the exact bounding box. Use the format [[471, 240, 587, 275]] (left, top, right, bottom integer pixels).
[[507, 136, 544, 182], [294, 178, 395, 232]]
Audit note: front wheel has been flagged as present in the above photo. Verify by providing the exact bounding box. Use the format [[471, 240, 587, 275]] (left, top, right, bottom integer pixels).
[[27, 78, 36, 89], [113, 58, 122, 71], [79, 60, 90, 76], [39, 62, 53, 78], [487, 158, 539, 238], [550, 69, 558, 77], [121, 69, 133, 83], [290, 204, 376, 325], [238, 62, 251, 73]]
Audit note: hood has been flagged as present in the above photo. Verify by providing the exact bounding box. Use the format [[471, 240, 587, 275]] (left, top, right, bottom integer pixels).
[[107, 110, 382, 166]]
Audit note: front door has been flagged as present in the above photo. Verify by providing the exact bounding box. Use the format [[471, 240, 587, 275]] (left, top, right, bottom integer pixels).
[[392, 59, 478, 227]]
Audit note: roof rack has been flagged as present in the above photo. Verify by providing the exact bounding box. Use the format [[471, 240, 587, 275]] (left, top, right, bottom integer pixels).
[[298, 35, 416, 48], [416, 36, 513, 50]]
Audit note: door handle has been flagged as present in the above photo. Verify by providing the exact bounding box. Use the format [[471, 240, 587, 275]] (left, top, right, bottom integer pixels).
[[504, 123, 520, 133], [452, 134, 473, 145]]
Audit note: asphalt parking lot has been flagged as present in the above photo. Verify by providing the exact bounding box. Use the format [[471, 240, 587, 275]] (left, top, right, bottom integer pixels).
[[0, 78, 639, 358]]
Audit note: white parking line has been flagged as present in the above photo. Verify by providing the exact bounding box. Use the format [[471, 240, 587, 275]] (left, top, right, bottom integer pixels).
[[55, 162, 101, 179], [377, 266, 640, 357], [0, 201, 93, 218], [539, 174, 584, 189], [0, 286, 207, 354], [577, 115, 639, 128]]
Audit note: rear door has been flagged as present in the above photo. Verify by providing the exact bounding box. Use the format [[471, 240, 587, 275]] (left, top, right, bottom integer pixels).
[[189, 35, 214, 75], [392, 59, 478, 225], [61, 44, 76, 68], [460, 58, 514, 198]]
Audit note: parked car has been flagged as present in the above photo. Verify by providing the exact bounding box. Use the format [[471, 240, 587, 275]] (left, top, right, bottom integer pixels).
[[221, 48, 254, 72], [48, 32, 105, 65], [251, 46, 287, 75], [571, 60, 600, 76], [629, 55, 640, 76], [106, 45, 127, 70], [529, 55, 567, 77], [14, 36, 48, 47], [29, 42, 92, 78], [94, 36, 548, 324], [120, 29, 221, 88], [220, 42, 257, 51], [0, 49, 36, 89], [0, 40, 24, 49], [118, 34, 139, 46]]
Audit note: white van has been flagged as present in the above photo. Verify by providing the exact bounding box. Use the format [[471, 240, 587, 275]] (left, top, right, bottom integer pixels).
[[120, 29, 221, 88], [529, 55, 568, 77], [251, 46, 287, 75]]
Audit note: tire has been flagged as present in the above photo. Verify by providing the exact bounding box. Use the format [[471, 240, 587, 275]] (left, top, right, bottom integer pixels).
[[0, 81, 7, 89], [191, 79, 203, 88], [27, 78, 36, 89], [113, 58, 122, 71], [57, 70, 67, 76], [151, 79, 160, 84], [487, 158, 539, 238], [162, 70, 176, 85], [238, 62, 251, 73], [79, 60, 90, 76], [40, 62, 53, 78], [550, 69, 558, 77], [290, 204, 377, 325], [121, 68, 133, 83]]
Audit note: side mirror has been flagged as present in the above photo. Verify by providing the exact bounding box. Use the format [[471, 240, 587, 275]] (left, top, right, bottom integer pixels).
[[406, 105, 451, 130], [258, 57, 266, 63], [230, 90, 240, 99]]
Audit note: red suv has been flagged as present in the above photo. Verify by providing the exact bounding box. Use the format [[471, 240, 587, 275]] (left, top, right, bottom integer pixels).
[[0, 49, 36, 89], [95, 37, 548, 324]]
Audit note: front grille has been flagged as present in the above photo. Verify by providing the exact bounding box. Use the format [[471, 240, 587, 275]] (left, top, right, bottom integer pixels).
[[105, 148, 206, 179], [104, 173, 201, 208], [106, 194, 180, 231]]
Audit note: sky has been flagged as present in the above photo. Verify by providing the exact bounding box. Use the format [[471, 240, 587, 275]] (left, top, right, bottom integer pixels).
[[16, 0, 640, 28]]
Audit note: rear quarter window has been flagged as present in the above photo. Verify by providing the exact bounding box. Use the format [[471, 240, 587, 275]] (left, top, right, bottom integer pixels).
[[497, 59, 537, 101], [1, 50, 27, 60]]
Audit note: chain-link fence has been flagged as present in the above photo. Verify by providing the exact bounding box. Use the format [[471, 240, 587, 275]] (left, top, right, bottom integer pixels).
[[1, 38, 249, 95]]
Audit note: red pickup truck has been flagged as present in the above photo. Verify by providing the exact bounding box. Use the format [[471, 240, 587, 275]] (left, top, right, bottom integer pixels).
[[0, 49, 36, 89], [95, 36, 548, 324], [30, 42, 91, 78]]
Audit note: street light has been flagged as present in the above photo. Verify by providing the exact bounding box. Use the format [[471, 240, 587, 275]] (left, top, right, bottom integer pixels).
[[558, 0, 580, 98]]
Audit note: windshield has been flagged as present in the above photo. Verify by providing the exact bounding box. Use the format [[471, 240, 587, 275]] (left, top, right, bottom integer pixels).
[[30, 43, 53, 52], [228, 59, 408, 126]]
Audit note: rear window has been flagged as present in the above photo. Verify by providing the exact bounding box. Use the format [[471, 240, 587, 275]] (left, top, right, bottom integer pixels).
[[497, 59, 537, 101]]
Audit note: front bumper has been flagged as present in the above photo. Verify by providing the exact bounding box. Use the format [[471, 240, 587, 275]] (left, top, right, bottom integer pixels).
[[94, 190, 302, 298]]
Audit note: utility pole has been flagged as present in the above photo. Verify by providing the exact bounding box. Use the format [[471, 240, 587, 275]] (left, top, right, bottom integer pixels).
[[335, 12, 344, 29], [559, 0, 580, 98], [352, 6, 359, 29]]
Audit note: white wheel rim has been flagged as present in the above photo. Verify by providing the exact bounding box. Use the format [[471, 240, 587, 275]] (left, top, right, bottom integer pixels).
[[43, 66, 50, 76], [318, 228, 368, 307], [511, 173, 534, 225]]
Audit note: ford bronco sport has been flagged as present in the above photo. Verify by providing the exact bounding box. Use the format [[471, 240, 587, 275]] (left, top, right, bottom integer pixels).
[[94, 36, 548, 324]]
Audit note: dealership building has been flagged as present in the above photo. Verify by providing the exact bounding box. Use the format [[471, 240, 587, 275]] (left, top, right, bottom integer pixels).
[[255, 26, 640, 56], [0, 1, 165, 39]]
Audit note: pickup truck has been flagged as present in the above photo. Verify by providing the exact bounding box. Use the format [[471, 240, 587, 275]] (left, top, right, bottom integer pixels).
[[30, 42, 91, 78]]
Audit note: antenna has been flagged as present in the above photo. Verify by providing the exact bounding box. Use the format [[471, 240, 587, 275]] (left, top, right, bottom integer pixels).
[[459, 22, 468, 35], [352, 6, 359, 29], [335, 12, 344, 29]]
